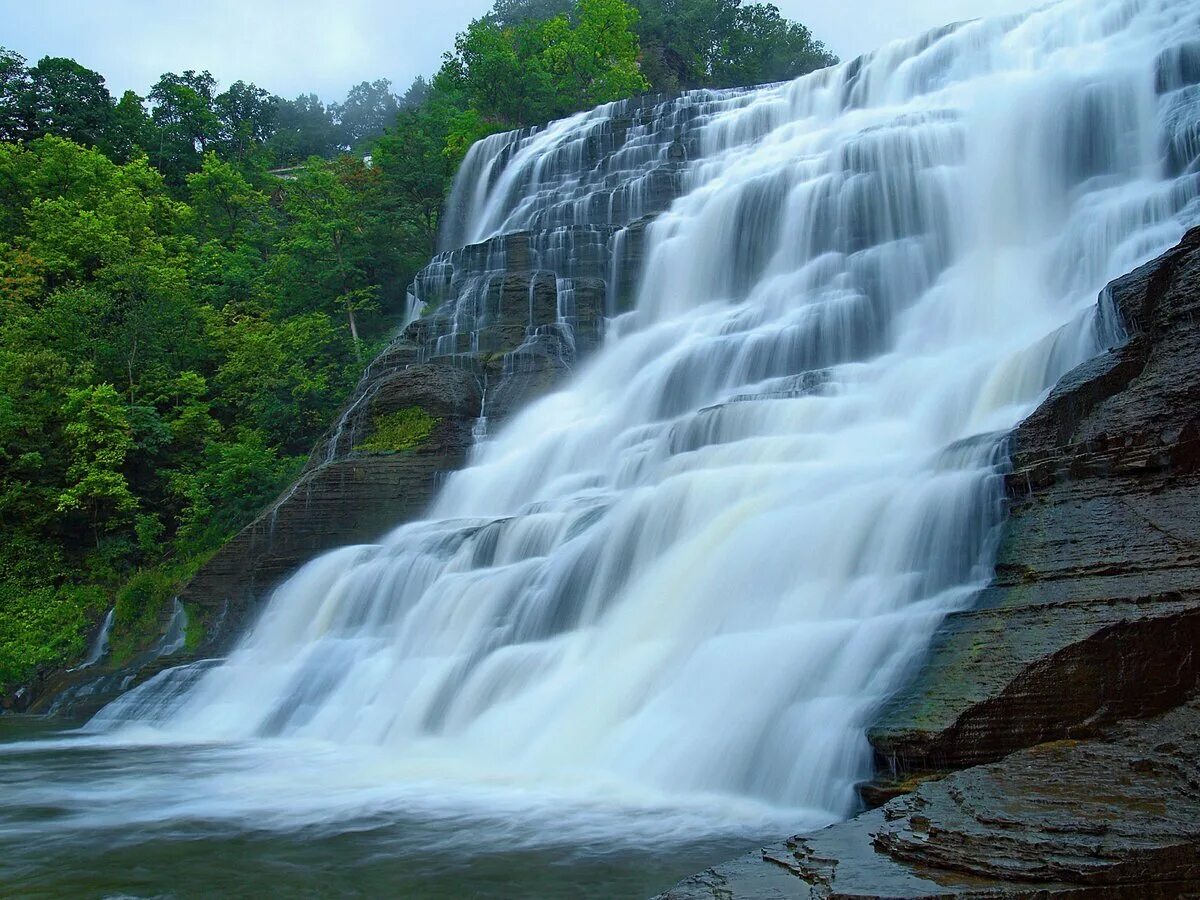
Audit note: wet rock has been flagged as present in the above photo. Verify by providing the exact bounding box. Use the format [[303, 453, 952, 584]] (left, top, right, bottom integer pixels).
[[872, 226, 1200, 774], [660, 700, 1200, 898]]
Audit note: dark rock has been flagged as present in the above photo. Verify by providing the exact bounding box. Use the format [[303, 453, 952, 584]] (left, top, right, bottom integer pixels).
[[660, 700, 1200, 898], [178, 362, 484, 655], [871, 226, 1200, 774]]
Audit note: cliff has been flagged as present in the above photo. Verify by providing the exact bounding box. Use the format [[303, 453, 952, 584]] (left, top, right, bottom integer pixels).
[[660, 228, 1200, 897]]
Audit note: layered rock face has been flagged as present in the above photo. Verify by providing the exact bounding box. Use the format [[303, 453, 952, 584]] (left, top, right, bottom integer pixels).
[[870, 226, 1200, 773], [666, 701, 1200, 898], [660, 227, 1200, 897]]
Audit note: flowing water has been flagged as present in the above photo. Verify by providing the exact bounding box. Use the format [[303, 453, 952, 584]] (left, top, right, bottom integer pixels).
[[3, 1, 1199, 896]]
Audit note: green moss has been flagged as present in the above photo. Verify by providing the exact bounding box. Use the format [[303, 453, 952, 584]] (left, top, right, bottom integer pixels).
[[356, 406, 439, 454], [109, 568, 180, 666], [182, 602, 206, 652]]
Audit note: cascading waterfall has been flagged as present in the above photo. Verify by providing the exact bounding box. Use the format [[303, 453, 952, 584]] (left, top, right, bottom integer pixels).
[[14, 0, 1200, 874]]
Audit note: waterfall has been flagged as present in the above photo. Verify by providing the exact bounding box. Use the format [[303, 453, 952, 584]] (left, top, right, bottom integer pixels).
[[92, 0, 1198, 839], [71, 608, 115, 670]]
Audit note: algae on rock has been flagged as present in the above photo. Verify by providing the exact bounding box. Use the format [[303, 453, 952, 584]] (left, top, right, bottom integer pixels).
[[355, 407, 440, 454]]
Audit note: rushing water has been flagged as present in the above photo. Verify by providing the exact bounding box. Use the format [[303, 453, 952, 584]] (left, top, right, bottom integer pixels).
[[3, 1, 1199, 896]]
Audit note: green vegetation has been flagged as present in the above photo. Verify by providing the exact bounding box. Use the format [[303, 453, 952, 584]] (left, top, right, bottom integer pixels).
[[0, 0, 834, 693], [489, 0, 837, 95], [0, 136, 405, 684], [357, 407, 440, 454], [182, 602, 206, 654]]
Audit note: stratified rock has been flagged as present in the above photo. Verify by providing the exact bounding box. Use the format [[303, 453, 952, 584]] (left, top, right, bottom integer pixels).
[[660, 699, 1200, 898], [179, 363, 483, 651], [871, 226, 1200, 774]]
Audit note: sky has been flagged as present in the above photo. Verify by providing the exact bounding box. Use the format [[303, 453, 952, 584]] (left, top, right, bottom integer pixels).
[[0, 0, 1041, 102]]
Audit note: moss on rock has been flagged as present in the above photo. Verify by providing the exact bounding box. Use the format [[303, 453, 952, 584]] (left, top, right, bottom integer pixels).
[[356, 406, 439, 454]]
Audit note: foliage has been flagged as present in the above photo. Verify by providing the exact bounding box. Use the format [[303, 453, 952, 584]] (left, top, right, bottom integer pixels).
[[485, 0, 837, 93], [356, 407, 439, 453], [0, 136, 377, 689], [110, 567, 179, 665], [0, 583, 104, 688], [437, 0, 649, 125]]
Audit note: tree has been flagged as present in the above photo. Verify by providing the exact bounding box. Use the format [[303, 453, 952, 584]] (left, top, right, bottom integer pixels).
[[148, 70, 219, 184], [25, 57, 114, 151], [399, 76, 433, 108], [332, 78, 401, 151], [708, 2, 835, 87], [0, 47, 32, 142], [634, 0, 834, 90], [373, 99, 492, 250], [438, 0, 648, 127], [57, 383, 138, 546], [214, 80, 277, 162], [267, 94, 340, 165], [489, 0, 573, 26], [187, 152, 269, 243], [539, 0, 648, 114], [108, 90, 152, 163], [273, 159, 387, 359]]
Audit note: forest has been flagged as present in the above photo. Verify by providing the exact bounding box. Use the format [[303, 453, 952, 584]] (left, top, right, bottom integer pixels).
[[0, 0, 835, 691]]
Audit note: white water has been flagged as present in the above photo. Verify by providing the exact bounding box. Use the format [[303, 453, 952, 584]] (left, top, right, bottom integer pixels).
[[21, 0, 1200, 866], [71, 608, 114, 670]]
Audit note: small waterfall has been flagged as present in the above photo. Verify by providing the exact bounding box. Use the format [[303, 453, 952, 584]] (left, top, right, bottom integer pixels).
[[93, 0, 1198, 838], [71, 608, 115, 671]]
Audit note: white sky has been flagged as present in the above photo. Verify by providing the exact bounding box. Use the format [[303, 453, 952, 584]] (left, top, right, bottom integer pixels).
[[0, 0, 1041, 101]]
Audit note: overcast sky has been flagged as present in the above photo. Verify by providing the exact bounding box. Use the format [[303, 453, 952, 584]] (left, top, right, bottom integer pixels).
[[0, 0, 1040, 102]]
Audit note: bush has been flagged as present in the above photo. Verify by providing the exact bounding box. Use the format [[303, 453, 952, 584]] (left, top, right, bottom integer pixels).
[[0, 582, 104, 688]]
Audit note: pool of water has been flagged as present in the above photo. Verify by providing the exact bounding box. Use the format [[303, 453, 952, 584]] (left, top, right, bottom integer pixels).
[[0, 717, 799, 899]]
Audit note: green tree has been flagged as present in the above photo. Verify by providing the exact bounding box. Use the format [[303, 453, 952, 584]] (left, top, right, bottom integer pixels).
[[214, 80, 277, 162], [187, 152, 269, 243], [24, 56, 115, 151], [148, 70, 219, 184], [373, 99, 495, 251], [333, 78, 401, 151], [539, 0, 648, 115], [0, 47, 33, 141], [57, 383, 138, 545], [108, 90, 152, 163], [273, 159, 388, 359], [439, 0, 648, 126], [267, 94, 340, 166]]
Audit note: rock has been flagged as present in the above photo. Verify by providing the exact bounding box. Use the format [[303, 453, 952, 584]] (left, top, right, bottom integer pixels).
[[178, 362, 484, 653], [659, 700, 1200, 898], [871, 226, 1200, 775]]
